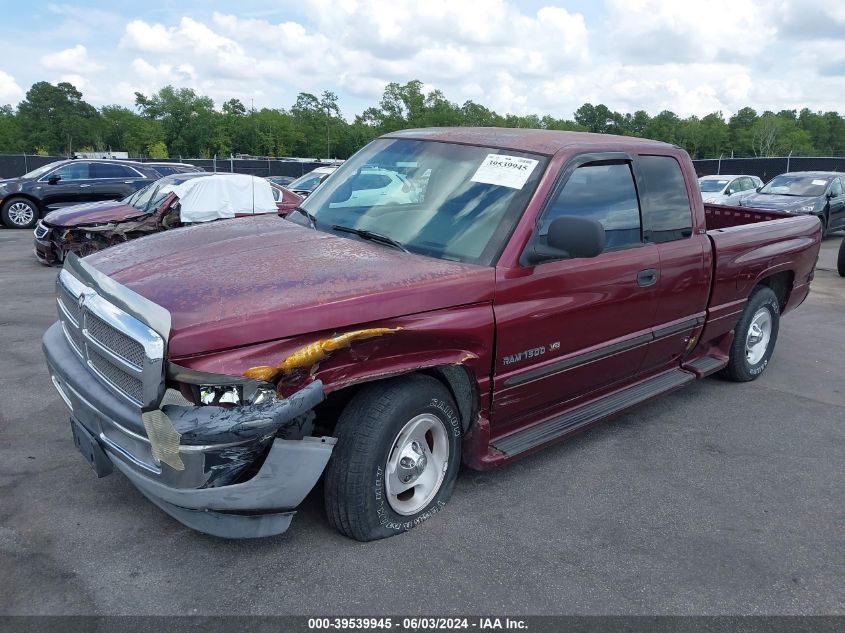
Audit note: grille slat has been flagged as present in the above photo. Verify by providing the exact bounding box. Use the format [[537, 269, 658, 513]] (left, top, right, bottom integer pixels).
[[86, 314, 146, 369], [61, 318, 85, 356], [59, 287, 82, 326], [87, 347, 145, 403]]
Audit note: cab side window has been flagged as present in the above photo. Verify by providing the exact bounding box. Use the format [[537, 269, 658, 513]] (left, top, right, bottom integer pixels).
[[48, 162, 91, 180], [638, 155, 693, 243], [93, 163, 139, 179], [541, 162, 642, 251]]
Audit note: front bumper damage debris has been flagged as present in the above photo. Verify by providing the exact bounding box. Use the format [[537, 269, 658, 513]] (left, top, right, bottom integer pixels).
[[43, 322, 335, 539]]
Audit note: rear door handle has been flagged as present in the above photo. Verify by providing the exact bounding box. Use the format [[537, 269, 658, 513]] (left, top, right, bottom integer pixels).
[[79, 184, 92, 188], [637, 268, 658, 287]]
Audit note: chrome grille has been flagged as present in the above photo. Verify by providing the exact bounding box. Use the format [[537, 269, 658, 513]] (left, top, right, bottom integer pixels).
[[86, 313, 146, 369], [87, 347, 145, 403], [58, 284, 82, 326], [56, 269, 164, 408], [61, 319, 84, 356], [34, 221, 50, 239]]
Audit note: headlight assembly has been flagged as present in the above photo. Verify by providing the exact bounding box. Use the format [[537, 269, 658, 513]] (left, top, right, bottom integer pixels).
[[167, 362, 278, 407]]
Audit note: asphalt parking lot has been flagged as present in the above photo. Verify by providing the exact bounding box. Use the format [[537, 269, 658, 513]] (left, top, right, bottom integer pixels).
[[0, 228, 843, 616]]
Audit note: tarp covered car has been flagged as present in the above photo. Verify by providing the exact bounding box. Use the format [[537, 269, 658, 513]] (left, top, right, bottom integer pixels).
[[34, 173, 302, 265]]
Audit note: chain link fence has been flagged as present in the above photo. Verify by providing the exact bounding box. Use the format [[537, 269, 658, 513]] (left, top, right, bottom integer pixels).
[[3, 153, 844, 183], [0, 154, 334, 179]]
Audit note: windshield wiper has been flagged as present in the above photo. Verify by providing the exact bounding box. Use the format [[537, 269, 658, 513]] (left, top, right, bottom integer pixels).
[[331, 225, 410, 253], [292, 206, 317, 229]]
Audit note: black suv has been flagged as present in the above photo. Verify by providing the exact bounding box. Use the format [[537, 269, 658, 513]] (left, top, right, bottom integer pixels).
[[0, 159, 163, 229]]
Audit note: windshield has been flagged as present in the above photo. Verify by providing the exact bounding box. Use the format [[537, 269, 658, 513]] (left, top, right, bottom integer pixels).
[[22, 163, 59, 179], [699, 178, 729, 192], [295, 138, 548, 265], [123, 180, 177, 212], [760, 175, 831, 197], [289, 171, 330, 192]]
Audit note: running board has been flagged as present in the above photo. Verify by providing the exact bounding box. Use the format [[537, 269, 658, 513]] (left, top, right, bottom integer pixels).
[[491, 369, 695, 457], [683, 355, 727, 377]]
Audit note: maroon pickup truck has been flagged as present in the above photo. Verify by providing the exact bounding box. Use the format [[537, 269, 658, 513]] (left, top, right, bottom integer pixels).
[[42, 128, 821, 541]]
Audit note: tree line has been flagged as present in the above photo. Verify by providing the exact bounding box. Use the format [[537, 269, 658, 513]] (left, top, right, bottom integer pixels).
[[0, 79, 843, 160]]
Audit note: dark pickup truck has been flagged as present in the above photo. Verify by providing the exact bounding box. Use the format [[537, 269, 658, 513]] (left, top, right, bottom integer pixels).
[[42, 128, 821, 541]]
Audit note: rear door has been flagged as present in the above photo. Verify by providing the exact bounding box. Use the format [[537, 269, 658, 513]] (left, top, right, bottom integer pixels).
[[492, 154, 660, 435], [91, 163, 149, 201], [635, 154, 711, 373]]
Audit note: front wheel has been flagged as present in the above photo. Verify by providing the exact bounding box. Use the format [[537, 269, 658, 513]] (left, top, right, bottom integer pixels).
[[721, 286, 780, 382], [837, 238, 845, 277], [324, 374, 462, 541], [1, 197, 39, 229]]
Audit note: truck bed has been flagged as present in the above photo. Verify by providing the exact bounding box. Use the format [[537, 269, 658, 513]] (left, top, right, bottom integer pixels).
[[701, 202, 822, 348], [703, 202, 793, 230]]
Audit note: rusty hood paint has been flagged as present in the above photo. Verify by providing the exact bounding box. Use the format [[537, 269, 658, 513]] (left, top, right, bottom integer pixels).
[[44, 201, 146, 227], [84, 215, 495, 357]]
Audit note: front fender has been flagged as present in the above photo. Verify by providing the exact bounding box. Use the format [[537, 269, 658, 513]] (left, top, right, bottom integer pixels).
[[173, 303, 495, 420]]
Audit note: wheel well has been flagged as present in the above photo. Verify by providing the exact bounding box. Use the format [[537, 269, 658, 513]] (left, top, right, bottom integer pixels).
[[313, 366, 480, 437], [757, 270, 793, 311], [2, 194, 44, 216]]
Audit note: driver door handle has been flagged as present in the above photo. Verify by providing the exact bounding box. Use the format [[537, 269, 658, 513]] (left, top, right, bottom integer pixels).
[[637, 268, 658, 287], [79, 184, 92, 188]]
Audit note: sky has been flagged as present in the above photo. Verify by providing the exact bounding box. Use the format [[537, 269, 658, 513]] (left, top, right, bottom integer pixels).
[[1, 0, 844, 121]]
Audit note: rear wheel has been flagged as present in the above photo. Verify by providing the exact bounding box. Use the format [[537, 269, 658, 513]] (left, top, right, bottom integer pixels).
[[721, 286, 780, 382], [1, 198, 39, 229], [324, 374, 462, 541]]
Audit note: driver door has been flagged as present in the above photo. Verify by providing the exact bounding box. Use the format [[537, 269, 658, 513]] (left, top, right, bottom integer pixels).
[[492, 156, 660, 437], [39, 162, 95, 208]]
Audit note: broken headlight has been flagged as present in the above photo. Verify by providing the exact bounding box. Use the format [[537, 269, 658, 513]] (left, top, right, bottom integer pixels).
[[197, 384, 277, 406], [167, 362, 278, 407]]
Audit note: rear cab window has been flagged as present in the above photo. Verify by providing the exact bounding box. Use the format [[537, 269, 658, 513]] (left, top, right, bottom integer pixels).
[[637, 155, 693, 243]]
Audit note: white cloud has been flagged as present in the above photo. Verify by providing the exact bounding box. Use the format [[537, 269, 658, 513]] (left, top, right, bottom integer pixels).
[[0, 70, 24, 105], [40, 45, 103, 73], [1, 0, 843, 120], [604, 0, 776, 64]]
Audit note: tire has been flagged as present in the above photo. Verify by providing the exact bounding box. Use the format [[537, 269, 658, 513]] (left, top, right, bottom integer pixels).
[[721, 286, 780, 382], [837, 238, 845, 277], [819, 212, 828, 237], [324, 374, 462, 541], [1, 197, 39, 229]]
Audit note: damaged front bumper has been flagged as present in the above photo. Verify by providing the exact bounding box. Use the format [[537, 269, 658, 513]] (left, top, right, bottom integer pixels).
[[43, 322, 335, 538], [33, 222, 62, 266]]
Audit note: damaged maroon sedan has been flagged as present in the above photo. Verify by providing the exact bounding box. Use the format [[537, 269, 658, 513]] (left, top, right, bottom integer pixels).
[[33, 173, 302, 265]]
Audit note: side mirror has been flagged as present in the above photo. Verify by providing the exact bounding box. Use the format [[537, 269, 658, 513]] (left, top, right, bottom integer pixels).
[[755, 186, 762, 192], [47, 175, 61, 185], [524, 216, 606, 265]]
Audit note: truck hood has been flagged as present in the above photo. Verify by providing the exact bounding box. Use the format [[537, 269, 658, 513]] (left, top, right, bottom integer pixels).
[[740, 193, 818, 211], [44, 200, 146, 227], [84, 215, 494, 357]]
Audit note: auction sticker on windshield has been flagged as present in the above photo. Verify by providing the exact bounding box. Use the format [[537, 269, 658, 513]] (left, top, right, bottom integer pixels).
[[471, 154, 539, 189]]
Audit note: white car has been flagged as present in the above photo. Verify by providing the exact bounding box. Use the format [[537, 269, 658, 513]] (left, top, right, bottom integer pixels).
[[698, 174, 762, 204], [329, 167, 420, 208], [287, 166, 338, 197]]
